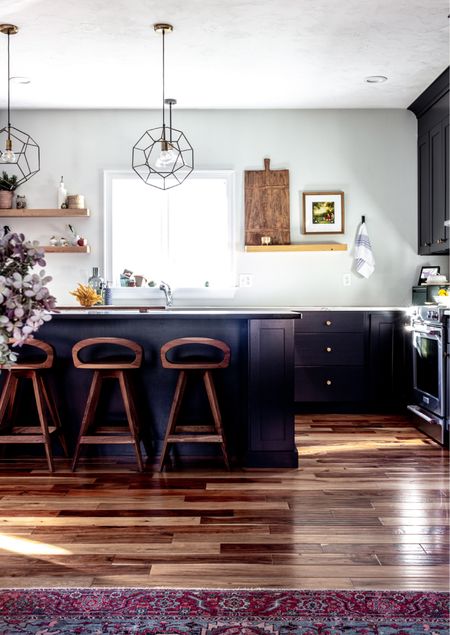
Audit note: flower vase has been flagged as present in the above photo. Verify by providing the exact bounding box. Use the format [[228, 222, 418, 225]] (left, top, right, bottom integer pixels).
[[0, 191, 13, 209]]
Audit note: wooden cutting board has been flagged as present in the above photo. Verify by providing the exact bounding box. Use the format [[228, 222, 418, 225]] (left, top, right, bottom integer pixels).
[[245, 158, 290, 245]]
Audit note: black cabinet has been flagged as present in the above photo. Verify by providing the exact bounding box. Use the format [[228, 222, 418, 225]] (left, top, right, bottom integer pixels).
[[248, 319, 298, 467], [294, 311, 367, 405], [295, 310, 407, 411], [368, 311, 409, 409], [409, 68, 449, 256]]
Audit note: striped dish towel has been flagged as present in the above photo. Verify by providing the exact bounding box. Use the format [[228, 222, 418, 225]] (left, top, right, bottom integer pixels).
[[354, 221, 375, 278]]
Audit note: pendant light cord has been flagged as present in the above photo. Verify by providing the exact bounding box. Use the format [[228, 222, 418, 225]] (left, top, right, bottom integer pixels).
[[161, 28, 166, 137], [6, 29, 11, 137]]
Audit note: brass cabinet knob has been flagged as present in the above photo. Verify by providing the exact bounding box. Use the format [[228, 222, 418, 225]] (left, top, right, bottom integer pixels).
[[326, 347, 332, 352], [326, 379, 332, 386], [325, 320, 332, 326]]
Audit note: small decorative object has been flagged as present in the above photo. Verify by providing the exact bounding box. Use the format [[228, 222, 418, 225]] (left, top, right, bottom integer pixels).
[[261, 236, 271, 246], [49, 235, 58, 247], [70, 283, 103, 307], [67, 224, 79, 246], [77, 236, 87, 247], [0, 231, 55, 365], [59, 237, 68, 247], [61, 202, 68, 209], [67, 194, 85, 209], [134, 274, 147, 287], [418, 266, 441, 285], [302, 191, 345, 235], [15, 194, 26, 209], [104, 281, 113, 305], [57, 176, 67, 209], [0, 171, 18, 209], [120, 268, 134, 287], [88, 267, 104, 295], [204, 280, 210, 287], [148, 280, 156, 287]]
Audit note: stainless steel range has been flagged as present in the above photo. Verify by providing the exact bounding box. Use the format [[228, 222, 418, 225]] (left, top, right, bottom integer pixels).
[[408, 305, 448, 445]]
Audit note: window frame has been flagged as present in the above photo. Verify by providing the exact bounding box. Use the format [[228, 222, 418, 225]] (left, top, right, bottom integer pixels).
[[103, 169, 236, 289]]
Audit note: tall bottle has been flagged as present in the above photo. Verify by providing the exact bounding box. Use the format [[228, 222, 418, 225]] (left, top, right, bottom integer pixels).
[[88, 267, 104, 297], [57, 176, 67, 209]]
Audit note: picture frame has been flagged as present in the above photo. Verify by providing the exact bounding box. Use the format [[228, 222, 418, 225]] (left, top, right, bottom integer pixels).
[[418, 265, 440, 285], [302, 191, 345, 234]]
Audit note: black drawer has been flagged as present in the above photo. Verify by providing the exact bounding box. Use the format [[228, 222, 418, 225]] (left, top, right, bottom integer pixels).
[[295, 366, 366, 402], [295, 333, 365, 366], [295, 311, 365, 333]]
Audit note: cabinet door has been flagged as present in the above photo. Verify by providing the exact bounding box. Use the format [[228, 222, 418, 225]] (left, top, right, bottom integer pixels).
[[368, 311, 408, 409], [247, 319, 297, 467], [444, 116, 449, 245], [430, 121, 448, 253], [418, 133, 431, 255]]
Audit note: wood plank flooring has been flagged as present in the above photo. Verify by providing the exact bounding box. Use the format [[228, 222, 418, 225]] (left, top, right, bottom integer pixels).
[[0, 414, 447, 590]]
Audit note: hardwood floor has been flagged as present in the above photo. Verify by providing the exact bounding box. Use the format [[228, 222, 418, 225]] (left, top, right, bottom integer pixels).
[[0, 414, 448, 590]]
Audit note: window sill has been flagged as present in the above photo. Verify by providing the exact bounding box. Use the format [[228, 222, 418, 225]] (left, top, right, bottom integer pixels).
[[111, 286, 237, 306]]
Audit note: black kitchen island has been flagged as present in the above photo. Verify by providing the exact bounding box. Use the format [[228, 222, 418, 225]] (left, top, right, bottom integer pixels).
[[36, 309, 301, 468]]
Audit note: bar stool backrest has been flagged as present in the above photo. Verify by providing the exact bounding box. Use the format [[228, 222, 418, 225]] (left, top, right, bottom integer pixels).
[[161, 337, 230, 369], [72, 337, 143, 369], [6, 338, 54, 370]]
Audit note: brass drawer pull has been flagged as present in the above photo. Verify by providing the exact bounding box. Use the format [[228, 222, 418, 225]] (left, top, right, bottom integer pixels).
[[326, 379, 332, 386], [325, 320, 332, 326], [326, 347, 332, 352]]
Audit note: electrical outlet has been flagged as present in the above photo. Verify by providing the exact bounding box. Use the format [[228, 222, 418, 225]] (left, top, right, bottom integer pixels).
[[343, 273, 351, 286], [239, 274, 253, 288]]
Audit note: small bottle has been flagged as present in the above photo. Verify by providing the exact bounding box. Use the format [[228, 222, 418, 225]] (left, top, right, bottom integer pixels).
[[57, 176, 67, 209], [88, 267, 104, 296], [104, 281, 112, 306]]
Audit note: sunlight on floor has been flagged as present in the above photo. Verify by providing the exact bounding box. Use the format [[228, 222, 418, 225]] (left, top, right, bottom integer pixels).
[[298, 437, 428, 455], [0, 533, 71, 555]]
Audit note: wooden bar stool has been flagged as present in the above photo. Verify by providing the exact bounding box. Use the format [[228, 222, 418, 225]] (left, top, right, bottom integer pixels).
[[71, 337, 144, 472], [159, 337, 231, 471], [0, 339, 68, 472]]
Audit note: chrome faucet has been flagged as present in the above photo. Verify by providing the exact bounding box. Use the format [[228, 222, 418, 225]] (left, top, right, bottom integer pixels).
[[159, 280, 173, 307]]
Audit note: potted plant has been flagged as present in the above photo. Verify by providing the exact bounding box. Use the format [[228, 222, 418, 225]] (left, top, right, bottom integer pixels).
[[0, 172, 18, 209]]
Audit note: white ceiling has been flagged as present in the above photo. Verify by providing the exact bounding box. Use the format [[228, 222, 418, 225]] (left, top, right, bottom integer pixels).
[[0, 0, 448, 110]]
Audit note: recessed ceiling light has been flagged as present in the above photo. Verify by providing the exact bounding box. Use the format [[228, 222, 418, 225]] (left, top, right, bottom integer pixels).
[[365, 75, 388, 83], [10, 76, 30, 84]]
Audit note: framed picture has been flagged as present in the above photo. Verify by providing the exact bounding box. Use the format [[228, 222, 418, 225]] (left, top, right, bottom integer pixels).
[[418, 265, 440, 285], [302, 191, 345, 234]]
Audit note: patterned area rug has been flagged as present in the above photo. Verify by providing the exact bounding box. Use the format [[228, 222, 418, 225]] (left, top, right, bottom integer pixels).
[[0, 588, 448, 634]]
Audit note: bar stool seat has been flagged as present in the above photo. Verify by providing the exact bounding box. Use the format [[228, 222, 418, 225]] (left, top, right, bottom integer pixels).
[[159, 337, 231, 471], [71, 337, 144, 471], [0, 339, 68, 472]]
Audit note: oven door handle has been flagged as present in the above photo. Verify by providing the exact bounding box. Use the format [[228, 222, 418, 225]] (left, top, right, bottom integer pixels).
[[407, 404, 437, 424], [412, 326, 443, 337]]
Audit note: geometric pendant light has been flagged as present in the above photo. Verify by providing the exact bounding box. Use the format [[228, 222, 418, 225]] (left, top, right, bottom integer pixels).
[[132, 23, 194, 190], [0, 24, 40, 186]]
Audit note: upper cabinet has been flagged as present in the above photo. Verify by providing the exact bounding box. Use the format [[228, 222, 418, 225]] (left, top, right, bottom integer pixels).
[[409, 67, 449, 256]]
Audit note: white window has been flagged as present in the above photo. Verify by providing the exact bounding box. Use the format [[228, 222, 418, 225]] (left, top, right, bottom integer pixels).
[[104, 170, 235, 288]]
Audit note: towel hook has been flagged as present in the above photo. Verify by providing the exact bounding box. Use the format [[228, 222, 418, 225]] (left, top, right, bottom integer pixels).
[[361, 215, 365, 223]]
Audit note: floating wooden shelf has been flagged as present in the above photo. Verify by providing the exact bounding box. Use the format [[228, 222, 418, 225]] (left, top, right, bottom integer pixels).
[[43, 245, 90, 253], [0, 208, 90, 217], [245, 243, 348, 252]]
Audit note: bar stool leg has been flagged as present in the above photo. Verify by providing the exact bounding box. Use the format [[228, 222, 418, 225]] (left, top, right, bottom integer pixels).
[[31, 372, 54, 472], [72, 371, 102, 471], [39, 375, 69, 458], [0, 373, 15, 427], [203, 370, 230, 470], [118, 371, 143, 472], [159, 370, 187, 472]]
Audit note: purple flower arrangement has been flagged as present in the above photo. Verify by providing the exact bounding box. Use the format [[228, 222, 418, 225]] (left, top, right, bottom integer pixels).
[[0, 232, 56, 365]]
